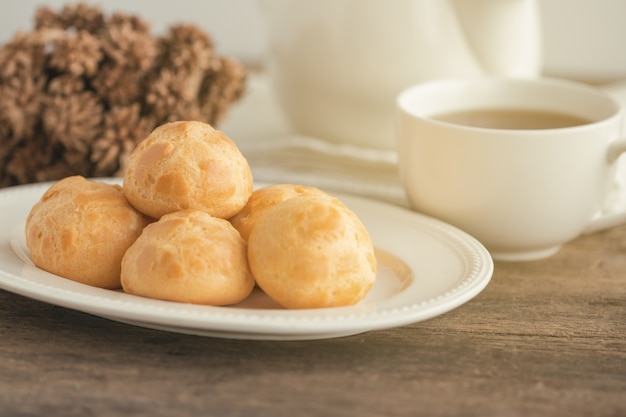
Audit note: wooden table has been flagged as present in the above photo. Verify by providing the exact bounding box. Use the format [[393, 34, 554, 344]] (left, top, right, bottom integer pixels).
[[1, 224, 624, 417]]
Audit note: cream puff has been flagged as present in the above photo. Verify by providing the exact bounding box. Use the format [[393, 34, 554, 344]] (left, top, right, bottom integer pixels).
[[25, 176, 151, 289], [121, 209, 254, 305], [247, 195, 377, 309], [229, 183, 327, 241], [123, 121, 253, 219]]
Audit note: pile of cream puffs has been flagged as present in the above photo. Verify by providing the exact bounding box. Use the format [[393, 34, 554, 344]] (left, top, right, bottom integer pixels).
[[25, 121, 377, 309]]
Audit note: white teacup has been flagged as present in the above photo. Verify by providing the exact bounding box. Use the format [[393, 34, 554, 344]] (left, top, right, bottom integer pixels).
[[396, 77, 626, 261]]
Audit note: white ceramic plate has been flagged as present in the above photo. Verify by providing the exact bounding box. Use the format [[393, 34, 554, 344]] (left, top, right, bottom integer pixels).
[[0, 179, 493, 340]]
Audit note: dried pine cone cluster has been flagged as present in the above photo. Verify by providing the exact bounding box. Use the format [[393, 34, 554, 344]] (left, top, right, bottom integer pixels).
[[0, 3, 246, 188]]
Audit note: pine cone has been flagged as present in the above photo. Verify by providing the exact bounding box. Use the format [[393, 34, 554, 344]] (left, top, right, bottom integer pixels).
[[0, 3, 247, 188], [91, 104, 154, 177]]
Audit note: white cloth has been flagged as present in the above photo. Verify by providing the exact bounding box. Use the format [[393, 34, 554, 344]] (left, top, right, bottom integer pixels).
[[241, 134, 408, 207], [220, 72, 409, 206]]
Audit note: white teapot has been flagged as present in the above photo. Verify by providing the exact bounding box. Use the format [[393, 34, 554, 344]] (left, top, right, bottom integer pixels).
[[263, 0, 542, 150]]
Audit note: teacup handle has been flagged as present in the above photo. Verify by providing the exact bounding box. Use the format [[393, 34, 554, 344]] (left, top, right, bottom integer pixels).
[[584, 81, 626, 235], [584, 137, 626, 234]]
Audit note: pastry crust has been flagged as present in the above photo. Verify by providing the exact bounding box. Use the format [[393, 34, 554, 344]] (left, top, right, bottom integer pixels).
[[123, 121, 253, 219], [25, 176, 151, 289], [121, 209, 254, 305], [229, 183, 327, 241], [247, 195, 377, 309]]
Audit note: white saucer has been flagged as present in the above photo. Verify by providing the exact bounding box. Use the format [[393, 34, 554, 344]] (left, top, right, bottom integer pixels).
[[0, 179, 493, 340]]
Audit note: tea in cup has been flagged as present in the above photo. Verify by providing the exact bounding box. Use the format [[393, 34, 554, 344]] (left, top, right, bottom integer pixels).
[[396, 77, 626, 261]]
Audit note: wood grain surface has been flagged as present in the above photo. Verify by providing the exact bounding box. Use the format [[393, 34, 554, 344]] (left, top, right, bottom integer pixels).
[[1, 226, 625, 417]]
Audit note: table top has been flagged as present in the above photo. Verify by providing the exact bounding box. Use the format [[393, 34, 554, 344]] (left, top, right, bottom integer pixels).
[[1, 223, 625, 417]]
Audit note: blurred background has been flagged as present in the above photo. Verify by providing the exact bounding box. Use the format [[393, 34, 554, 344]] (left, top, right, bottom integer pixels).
[[2, 0, 626, 82], [1, 0, 625, 200]]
